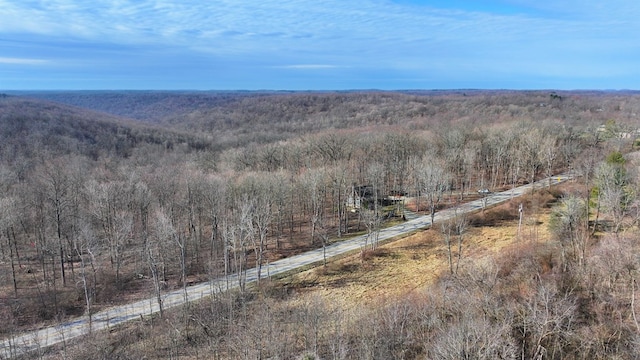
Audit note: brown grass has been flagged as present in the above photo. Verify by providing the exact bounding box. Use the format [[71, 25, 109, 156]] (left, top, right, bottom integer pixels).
[[284, 200, 555, 310]]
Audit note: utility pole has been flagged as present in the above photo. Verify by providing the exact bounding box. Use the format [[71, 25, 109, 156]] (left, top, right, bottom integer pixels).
[[518, 203, 523, 239]]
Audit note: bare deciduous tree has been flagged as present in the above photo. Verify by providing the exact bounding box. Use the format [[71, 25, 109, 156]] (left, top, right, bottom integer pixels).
[[361, 208, 381, 253], [302, 168, 328, 247], [541, 134, 559, 187], [441, 209, 467, 275], [518, 284, 576, 359], [37, 159, 74, 287], [250, 187, 274, 283], [596, 159, 632, 236], [84, 179, 132, 284], [73, 223, 99, 330], [0, 195, 19, 297], [549, 195, 588, 269], [416, 159, 449, 225]]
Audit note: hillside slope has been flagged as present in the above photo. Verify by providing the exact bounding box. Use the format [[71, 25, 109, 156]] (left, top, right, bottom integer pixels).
[[0, 96, 213, 161], [13, 90, 639, 137], [0, 90, 638, 359]]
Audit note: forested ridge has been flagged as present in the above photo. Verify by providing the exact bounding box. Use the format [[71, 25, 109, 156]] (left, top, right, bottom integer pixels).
[[0, 97, 214, 162], [1, 91, 640, 359]]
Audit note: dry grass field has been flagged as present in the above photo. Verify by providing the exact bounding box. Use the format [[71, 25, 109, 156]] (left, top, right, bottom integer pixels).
[[284, 199, 553, 310]]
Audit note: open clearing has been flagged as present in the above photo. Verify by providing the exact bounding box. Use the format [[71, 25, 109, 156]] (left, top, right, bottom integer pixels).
[[281, 199, 553, 310]]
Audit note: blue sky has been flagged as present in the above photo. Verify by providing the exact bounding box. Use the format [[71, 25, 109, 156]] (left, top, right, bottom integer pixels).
[[1, 0, 639, 90]]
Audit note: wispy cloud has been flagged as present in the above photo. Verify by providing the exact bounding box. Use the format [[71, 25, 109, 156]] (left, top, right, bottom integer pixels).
[[1, 0, 639, 89], [277, 64, 340, 69], [3, 1, 638, 54], [0, 57, 49, 65]]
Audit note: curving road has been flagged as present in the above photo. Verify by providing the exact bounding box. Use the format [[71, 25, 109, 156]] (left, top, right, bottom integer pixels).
[[0, 174, 572, 358]]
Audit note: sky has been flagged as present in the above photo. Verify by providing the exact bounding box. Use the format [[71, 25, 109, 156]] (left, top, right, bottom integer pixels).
[[1, 0, 639, 90]]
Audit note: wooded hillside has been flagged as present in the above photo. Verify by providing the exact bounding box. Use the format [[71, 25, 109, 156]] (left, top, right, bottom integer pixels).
[[1, 91, 640, 359]]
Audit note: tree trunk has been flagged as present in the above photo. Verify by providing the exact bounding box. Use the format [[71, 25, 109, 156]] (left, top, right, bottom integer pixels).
[[6, 229, 18, 297]]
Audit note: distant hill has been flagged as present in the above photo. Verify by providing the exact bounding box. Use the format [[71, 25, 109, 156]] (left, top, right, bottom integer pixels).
[[6, 90, 640, 152], [6, 91, 266, 123], [12, 90, 636, 133], [0, 96, 213, 162]]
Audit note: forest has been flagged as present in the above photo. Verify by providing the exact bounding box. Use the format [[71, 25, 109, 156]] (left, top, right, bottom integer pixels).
[[1, 90, 640, 359]]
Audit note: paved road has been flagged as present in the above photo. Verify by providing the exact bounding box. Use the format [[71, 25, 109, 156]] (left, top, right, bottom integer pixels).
[[0, 174, 572, 358]]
